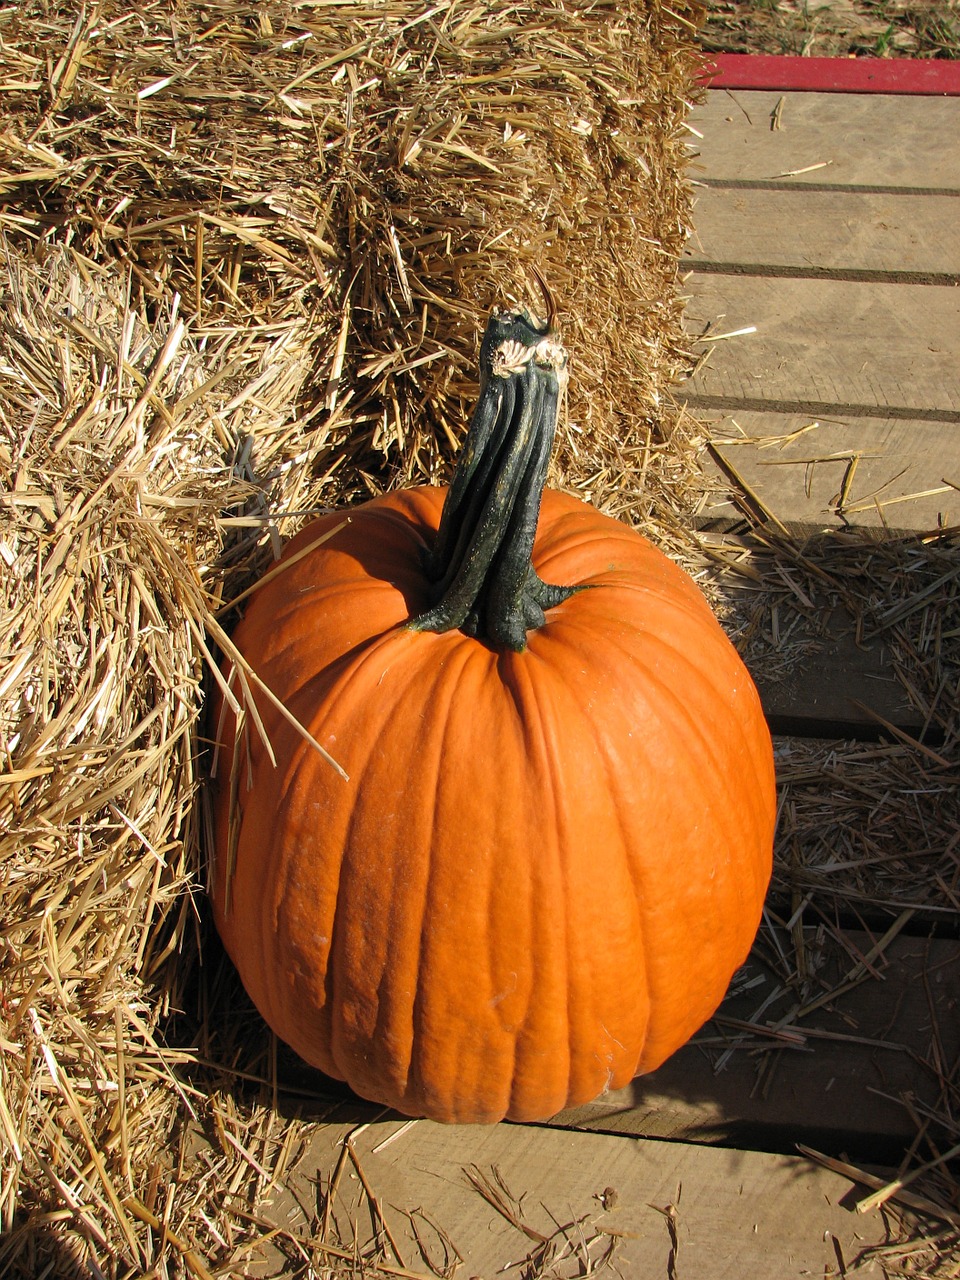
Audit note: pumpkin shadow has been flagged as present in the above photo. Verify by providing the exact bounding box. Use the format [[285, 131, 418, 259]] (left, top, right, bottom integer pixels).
[[179, 898, 946, 1172], [309, 495, 438, 622], [0, 1214, 102, 1280]]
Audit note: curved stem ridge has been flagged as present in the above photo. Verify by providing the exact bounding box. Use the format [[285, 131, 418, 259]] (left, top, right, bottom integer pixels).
[[411, 310, 577, 651]]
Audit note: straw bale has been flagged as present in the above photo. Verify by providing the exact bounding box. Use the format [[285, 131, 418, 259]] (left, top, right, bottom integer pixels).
[[0, 239, 326, 1276], [1, 3, 710, 1274], [1, 0, 706, 503]]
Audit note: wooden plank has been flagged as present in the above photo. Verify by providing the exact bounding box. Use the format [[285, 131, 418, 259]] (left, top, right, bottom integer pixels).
[[699, 410, 960, 533], [690, 91, 960, 190], [702, 52, 960, 97], [684, 274, 960, 417], [550, 935, 960, 1162], [754, 605, 921, 737], [257, 1119, 894, 1278], [686, 187, 960, 280], [681, 88, 957, 737], [274, 934, 955, 1164]]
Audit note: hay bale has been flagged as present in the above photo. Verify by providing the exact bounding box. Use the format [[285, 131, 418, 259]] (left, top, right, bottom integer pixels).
[[0, 241, 329, 1275], [1, 2, 707, 1274], [2, 0, 705, 494]]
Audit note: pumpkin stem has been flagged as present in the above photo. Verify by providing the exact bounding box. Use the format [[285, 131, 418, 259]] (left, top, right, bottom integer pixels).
[[410, 309, 578, 651]]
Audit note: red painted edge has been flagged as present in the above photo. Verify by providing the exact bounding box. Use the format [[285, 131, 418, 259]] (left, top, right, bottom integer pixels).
[[700, 53, 960, 96]]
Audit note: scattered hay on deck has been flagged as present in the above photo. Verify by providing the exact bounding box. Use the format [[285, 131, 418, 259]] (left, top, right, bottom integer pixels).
[[686, 511, 960, 1275]]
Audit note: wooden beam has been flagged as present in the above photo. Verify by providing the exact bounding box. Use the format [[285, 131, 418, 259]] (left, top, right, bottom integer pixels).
[[701, 53, 960, 97]]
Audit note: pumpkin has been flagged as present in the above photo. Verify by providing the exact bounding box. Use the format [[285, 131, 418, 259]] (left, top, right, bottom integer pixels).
[[209, 310, 776, 1125]]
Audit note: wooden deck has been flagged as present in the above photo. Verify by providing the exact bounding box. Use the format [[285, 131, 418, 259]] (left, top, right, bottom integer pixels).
[[257, 75, 960, 1279], [686, 86, 960, 748], [685, 89, 960, 542]]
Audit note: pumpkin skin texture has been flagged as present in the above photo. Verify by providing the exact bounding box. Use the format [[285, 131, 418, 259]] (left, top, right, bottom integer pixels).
[[210, 484, 776, 1125]]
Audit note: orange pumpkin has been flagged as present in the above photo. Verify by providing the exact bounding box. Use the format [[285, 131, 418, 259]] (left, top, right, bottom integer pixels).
[[209, 311, 775, 1124]]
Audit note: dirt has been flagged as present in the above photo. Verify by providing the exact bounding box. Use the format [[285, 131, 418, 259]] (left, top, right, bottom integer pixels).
[[702, 0, 960, 59]]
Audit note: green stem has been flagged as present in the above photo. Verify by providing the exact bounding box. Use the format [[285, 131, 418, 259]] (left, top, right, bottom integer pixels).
[[410, 309, 578, 651]]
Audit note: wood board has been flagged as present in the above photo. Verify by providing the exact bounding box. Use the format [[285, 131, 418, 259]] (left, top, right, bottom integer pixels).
[[684, 273, 960, 419], [686, 187, 960, 281], [741, 602, 923, 737], [255, 1117, 896, 1279], [690, 90, 960, 190], [681, 85, 960, 743], [701, 411, 960, 533]]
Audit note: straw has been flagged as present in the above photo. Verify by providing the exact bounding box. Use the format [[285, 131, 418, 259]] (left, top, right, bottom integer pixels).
[[0, 2, 711, 1274]]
